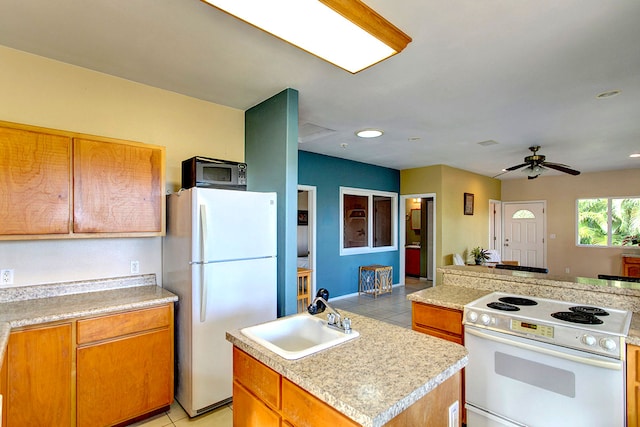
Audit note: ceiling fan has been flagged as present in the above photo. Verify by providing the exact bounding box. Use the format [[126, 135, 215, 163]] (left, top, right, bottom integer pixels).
[[495, 146, 581, 179]]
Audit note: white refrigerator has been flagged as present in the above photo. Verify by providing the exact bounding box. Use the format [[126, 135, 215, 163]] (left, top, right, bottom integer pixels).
[[162, 187, 277, 417]]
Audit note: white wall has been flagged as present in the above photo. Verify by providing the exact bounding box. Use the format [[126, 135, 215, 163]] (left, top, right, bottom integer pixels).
[[0, 46, 245, 286]]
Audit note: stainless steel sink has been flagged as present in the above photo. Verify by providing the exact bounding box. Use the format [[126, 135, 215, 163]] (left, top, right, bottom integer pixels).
[[241, 313, 359, 360]]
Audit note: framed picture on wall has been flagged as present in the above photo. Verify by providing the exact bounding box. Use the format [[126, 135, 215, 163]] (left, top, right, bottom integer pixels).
[[464, 193, 474, 215], [298, 210, 308, 225]]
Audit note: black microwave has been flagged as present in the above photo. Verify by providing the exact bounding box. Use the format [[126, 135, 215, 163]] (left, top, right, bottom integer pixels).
[[182, 156, 247, 190]]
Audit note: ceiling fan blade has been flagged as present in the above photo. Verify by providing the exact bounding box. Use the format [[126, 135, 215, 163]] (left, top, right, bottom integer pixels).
[[543, 162, 581, 175], [505, 162, 530, 171], [527, 174, 540, 180]]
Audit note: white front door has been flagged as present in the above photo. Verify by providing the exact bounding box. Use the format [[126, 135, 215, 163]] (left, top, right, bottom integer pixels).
[[502, 202, 546, 267]]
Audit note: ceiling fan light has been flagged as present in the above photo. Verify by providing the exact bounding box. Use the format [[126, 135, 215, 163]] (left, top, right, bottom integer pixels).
[[522, 165, 546, 177], [202, 0, 411, 73]]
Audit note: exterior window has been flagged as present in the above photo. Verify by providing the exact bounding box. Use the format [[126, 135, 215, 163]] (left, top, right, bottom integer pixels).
[[340, 187, 397, 255], [512, 209, 535, 219], [577, 197, 640, 246]]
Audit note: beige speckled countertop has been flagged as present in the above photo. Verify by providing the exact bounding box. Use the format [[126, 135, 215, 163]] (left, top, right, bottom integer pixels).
[[227, 311, 468, 427], [0, 274, 177, 366]]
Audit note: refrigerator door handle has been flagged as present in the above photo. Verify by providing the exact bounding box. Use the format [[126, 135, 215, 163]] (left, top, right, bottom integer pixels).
[[199, 204, 208, 322]]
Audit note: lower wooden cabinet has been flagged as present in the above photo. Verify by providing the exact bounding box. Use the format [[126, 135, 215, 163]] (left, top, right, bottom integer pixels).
[[628, 344, 640, 427], [1, 304, 174, 427], [233, 346, 461, 427], [1, 349, 7, 427], [412, 301, 463, 344], [6, 324, 72, 427]]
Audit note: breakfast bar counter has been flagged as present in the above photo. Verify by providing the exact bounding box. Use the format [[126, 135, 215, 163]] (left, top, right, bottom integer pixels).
[[227, 311, 468, 427]]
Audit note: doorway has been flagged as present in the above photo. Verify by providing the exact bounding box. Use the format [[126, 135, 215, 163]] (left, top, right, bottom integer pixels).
[[502, 201, 546, 268], [400, 194, 436, 284], [297, 186, 316, 297]]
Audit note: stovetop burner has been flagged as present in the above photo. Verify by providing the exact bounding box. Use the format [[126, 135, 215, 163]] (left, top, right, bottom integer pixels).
[[498, 296, 538, 306], [551, 311, 604, 325], [487, 302, 520, 311], [569, 306, 609, 316]]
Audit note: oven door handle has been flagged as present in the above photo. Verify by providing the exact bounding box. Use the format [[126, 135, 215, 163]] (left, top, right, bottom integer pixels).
[[465, 327, 623, 370]]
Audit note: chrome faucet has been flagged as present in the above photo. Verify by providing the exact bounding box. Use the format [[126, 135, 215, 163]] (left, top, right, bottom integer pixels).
[[308, 296, 352, 334]]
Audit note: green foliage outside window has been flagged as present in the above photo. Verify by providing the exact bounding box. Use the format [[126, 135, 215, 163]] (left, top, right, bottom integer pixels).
[[578, 197, 640, 246]]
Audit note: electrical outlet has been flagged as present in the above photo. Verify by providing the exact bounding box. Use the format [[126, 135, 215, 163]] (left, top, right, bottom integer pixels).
[[130, 261, 140, 274], [1, 269, 14, 285], [448, 400, 459, 427]]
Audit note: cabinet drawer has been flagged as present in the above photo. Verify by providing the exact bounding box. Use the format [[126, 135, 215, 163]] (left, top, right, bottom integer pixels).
[[77, 304, 171, 344], [282, 379, 360, 427], [233, 348, 281, 410], [412, 302, 462, 336]]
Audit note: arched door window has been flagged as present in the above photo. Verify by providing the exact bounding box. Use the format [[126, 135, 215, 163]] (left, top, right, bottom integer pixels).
[[512, 209, 535, 219]]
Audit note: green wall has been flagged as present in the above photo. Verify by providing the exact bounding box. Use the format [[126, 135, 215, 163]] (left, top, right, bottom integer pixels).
[[245, 89, 299, 316]]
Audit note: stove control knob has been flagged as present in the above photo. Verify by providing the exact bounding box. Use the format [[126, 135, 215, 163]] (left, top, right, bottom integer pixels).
[[600, 338, 617, 352], [467, 311, 478, 323], [581, 335, 596, 346], [480, 314, 491, 326]]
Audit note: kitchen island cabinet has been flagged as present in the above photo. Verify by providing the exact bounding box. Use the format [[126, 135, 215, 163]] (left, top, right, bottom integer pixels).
[[227, 311, 467, 427]]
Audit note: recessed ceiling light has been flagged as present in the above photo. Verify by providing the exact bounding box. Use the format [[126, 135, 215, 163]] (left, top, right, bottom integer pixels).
[[596, 90, 621, 99], [356, 129, 383, 138], [477, 140, 499, 147], [630, 153, 640, 158]]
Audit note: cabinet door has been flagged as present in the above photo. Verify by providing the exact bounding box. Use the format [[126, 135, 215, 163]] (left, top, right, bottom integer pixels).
[[0, 126, 70, 235], [73, 138, 163, 233], [282, 379, 360, 427], [6, 324, 72, 427], [233, 381, 281, 427], [77, 328, 173, 427]]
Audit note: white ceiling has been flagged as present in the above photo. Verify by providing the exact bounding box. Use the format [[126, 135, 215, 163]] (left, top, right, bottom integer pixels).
[[1, 0, 639, 179]]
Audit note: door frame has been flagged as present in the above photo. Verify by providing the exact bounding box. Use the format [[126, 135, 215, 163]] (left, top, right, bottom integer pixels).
[[297, 185, 317, 297], [501, 200, 547, 267], [399, 193, 437, 285], [489, 199, 502, 253]]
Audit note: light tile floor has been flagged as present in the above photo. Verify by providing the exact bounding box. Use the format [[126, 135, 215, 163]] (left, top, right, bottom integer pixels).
[[128, 277, 431, 427]]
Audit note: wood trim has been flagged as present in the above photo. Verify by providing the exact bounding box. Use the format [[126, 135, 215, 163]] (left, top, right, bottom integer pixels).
[[319, 0, 412, 53]]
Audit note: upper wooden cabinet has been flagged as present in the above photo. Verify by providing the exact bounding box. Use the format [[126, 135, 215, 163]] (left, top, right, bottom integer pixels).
[[0, 121, 165, 239], [73, 138, 163, 233], [0, 126, 71, 235]]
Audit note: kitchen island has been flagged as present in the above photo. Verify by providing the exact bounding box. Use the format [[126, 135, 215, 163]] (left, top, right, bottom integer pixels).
[[227, 311, 467, 427]]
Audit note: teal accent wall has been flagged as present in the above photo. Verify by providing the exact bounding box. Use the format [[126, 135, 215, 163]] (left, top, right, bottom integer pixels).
[[298, 151, 400, 298], [245, 89, 299, 316]]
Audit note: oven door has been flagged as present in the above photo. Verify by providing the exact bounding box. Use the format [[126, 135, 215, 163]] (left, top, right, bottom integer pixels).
[[464, 326, 625, 427]]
